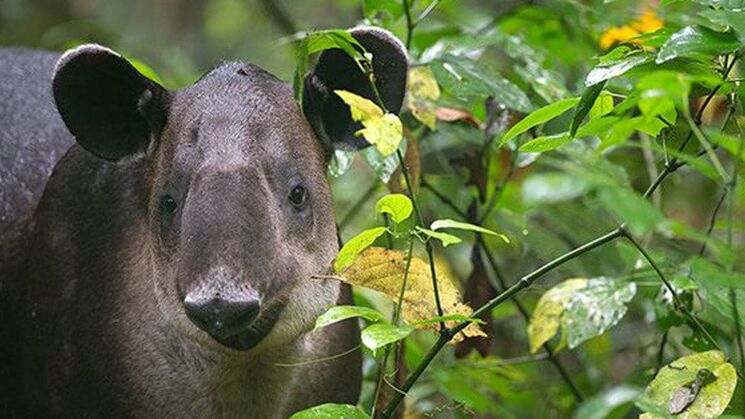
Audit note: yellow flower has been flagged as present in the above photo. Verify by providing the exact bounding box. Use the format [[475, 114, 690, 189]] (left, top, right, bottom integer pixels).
[[599, 26, 641, 50], [632, 8, 664, 33], [599, 8, 663, 50]]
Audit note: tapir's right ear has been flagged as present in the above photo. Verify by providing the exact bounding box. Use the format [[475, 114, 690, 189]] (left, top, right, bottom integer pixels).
[[53, 44, 169, 161], [302, 27, 408, 154]]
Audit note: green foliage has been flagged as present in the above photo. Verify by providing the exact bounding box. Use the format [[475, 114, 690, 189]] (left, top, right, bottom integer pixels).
[[24, 0, 745, 417]]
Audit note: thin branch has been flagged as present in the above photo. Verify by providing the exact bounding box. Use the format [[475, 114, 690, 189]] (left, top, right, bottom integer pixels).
[[381, 229, 622, 417], [257, 0, 298, 37], [402, 0, 414, 50], [479, 242, 584, 402]]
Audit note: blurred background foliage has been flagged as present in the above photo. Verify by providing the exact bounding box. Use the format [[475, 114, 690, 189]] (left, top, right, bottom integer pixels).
[[4, 1, 745, 418]]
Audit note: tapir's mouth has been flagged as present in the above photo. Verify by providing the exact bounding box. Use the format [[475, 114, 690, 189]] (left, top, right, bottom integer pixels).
[[209, 302, 286, 351]]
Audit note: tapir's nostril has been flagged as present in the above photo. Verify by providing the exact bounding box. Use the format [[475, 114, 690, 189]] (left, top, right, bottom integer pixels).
[[183, 293, 261, 340]]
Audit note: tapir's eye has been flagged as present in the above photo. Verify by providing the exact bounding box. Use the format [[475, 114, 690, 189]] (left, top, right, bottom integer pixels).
[[288, 185, 308, 208], [162, 195, 178, 214]]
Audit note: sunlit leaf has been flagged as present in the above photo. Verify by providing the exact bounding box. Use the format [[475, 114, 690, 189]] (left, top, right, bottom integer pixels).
[[657, 25, 740, 63], [431, 219, 509, 242], [361, 323, 414, 353], [415, 226, 463, 247], [638, 351, 737, 419], [499, 97, 581, 146], [585, 52, 653, 86], [314, 305, 387, 331], [519, 132, 573, 153], [691, 258, 745, 288], [289, 403, 370, 419], [335, 227, 387, 271], [375, 194, 413, 224]]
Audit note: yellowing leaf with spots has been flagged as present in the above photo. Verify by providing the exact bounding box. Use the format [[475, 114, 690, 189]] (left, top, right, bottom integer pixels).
[[336, 247, 485, 343], [408, 66, 441, 100], [527, 278, 587, 353], [406, 66, 440, 130], [639, 350, 737, 419], [335, 90, 403, 156]]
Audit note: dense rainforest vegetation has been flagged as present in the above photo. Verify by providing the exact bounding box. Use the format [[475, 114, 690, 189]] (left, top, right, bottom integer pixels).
[[3, 0, 745, 417]]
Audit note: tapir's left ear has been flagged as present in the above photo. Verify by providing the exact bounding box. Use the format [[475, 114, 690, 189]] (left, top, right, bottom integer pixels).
[[302, 27, 408, 153]]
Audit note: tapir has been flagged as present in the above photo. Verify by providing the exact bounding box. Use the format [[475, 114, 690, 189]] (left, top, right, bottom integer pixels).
[[0, 27, 407, 418]]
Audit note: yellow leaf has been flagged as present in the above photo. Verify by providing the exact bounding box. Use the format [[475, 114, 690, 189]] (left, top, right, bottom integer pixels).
[[406, 96, 437, 130], [335, 247, 485, 343], [526, 278, 587, 353], [356, 112, 403, 157], [408, 67, 440, 101], [334, 90, 403, 156], [335, 89, 384, 121]]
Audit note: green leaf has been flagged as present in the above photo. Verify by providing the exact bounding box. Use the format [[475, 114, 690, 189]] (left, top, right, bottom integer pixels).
[[430, 56, 533, 113], [585, 53, 653, 86], [314, 305, 387, 331], [638, 351, 737, 419], [335, 227, 388, 271], [129, 58, 164, 85], [415, 226, 463, 247], [657, 25, 740, 63], [700, 9, 745, 41], [691, 258, 745, 288], [570, 81, 606, 137], [598, 187, 666, 235], [574, 386, 642, 419], [430, 219, 510, 243], [519, 132, 573, 153], [589, 91, 614, 119], [521, 172, 589, 205], [289, 403, 370, 419], [527, 278, 587, 353], [562, 278, 637, 349], [360, 139, 404, 183], [693, 0, 745, 10], [361, 323, 414, 354], [499, 97, 581, 146], [375, 194, 413, 224]]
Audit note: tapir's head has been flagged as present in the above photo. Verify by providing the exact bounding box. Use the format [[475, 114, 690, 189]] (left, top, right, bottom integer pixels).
[[50, 28, 407, 352]]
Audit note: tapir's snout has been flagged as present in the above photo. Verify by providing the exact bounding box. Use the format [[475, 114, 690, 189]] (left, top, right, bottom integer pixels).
[[182, 284, 282, 351], [184, 292, 261, 340]]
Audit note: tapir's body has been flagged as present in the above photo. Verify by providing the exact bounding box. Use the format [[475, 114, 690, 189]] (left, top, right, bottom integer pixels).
[[0, 28, 407, 418]]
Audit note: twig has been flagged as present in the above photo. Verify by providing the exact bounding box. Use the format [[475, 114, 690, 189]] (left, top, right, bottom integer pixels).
[[402, 0, 414, 50], [479, 242, 584, 402], [381, 228, 622, 418], [257, 0, 298, 37]]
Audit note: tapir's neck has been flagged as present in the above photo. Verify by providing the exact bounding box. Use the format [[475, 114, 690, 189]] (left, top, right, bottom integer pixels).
[[113, 242, 306, 418]]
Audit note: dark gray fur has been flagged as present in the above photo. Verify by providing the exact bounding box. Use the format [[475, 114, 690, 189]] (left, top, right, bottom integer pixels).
[[0, 27, 407, 418]]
